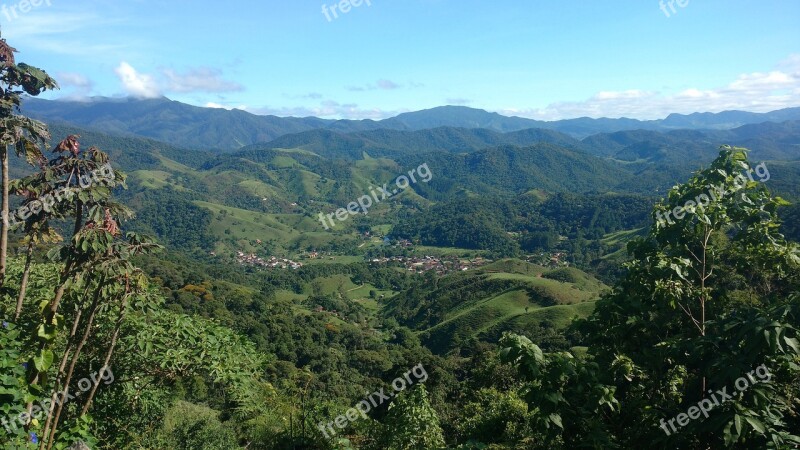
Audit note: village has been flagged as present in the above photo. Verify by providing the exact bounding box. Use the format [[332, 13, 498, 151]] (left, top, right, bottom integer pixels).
[[228, 231, 570, 273], [232, 248, 569, 274], [369, 255, 493, 275], [234, 251, 304, 269]]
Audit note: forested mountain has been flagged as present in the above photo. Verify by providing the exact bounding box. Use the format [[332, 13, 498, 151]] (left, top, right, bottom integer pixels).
[[391, 193, 654, 254], [581, 120, 800, 162], [659, 108, 800, 129], [5, 121, 213, 178], [8, 118, 796, 260], [24, 96, 800, 150], [380, 105, 547, 132], [246, 126, 585, 159], [22, 97, 331, 150]]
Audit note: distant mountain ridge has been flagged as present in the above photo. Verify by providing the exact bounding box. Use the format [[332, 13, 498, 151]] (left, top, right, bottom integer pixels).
[[245, 126, 585, 159], [22, 96, 800, 151], [580, 120, 800, 162], [23, 97, 329, 151]]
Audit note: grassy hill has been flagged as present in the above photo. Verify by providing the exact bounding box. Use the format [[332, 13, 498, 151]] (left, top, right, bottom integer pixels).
[[384, 259, 608, 353]]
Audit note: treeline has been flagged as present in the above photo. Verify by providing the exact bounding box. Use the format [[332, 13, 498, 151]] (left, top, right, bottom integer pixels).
[[392, 192, 654, 257], [121, 188, 216, 250]]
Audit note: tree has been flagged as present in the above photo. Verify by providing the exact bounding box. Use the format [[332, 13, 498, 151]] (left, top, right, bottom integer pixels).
[[501, 147, 800, 449], [499, 333, 619, 448], [3, 135, 163, 449], [0, 35, 57, 287], [383, 385, 446, 450]]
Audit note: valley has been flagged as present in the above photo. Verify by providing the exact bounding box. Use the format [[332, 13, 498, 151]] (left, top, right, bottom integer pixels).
[[21, 104, 800, 353], [1, 84, 800, 448]]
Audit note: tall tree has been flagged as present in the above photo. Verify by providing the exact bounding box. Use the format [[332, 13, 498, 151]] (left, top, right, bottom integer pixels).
[[502, 147, 800, 449], [0, 35, 57, 287], [5, 134, 162, 449]]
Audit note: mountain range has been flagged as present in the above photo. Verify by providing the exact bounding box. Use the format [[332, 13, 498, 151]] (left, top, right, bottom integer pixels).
[[15, 97, 800, 208], [23, 96, 800, 151]]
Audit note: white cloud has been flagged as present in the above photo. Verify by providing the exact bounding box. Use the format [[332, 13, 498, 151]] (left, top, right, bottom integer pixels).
[[55, 72, 94, 98], [205, 102, 247, 110], [114, 63, 243, 98], [376, 79, 399, 90], [500, 55, 800, 120], [594, 90, 652, 101], [1, 12, 94, 39], [163, 67, 243, 93], [114, 62, 161, 98], [56, 72, 93, 90], [302, 92, 324, 99], [3, 11, 132, 60]]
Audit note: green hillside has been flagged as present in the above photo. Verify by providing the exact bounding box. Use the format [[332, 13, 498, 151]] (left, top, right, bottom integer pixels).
[[384, 259, 607, 353]]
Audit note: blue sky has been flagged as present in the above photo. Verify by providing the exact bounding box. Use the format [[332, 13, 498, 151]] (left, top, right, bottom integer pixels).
[[2, 0, 799, 120]]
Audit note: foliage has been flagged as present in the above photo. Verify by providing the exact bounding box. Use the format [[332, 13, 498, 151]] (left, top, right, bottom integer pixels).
[[140, 401, 239, 450], [382, 385, 446, 450], [499, 333, 618, 448], [499, 147, 800, 449], [124, 189, 215, 251], [453, 388, 534, 447], [0, 321, 40, 448]]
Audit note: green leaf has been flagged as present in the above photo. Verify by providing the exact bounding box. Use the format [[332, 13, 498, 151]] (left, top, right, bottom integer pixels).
[[37, 323, 57, 341], [744, 416, 766, 434], [784, 336, 800, 355], [33, 350, 54, 372]]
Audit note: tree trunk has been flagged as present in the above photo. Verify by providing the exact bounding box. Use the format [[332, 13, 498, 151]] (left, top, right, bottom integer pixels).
[[39, 306, 84, 450], [0, 146, 9, 287], [13, 241, 34, 320], [28, 203, 83, 433], [42, 276, 104, 450], [81, 293, 128, 416]]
